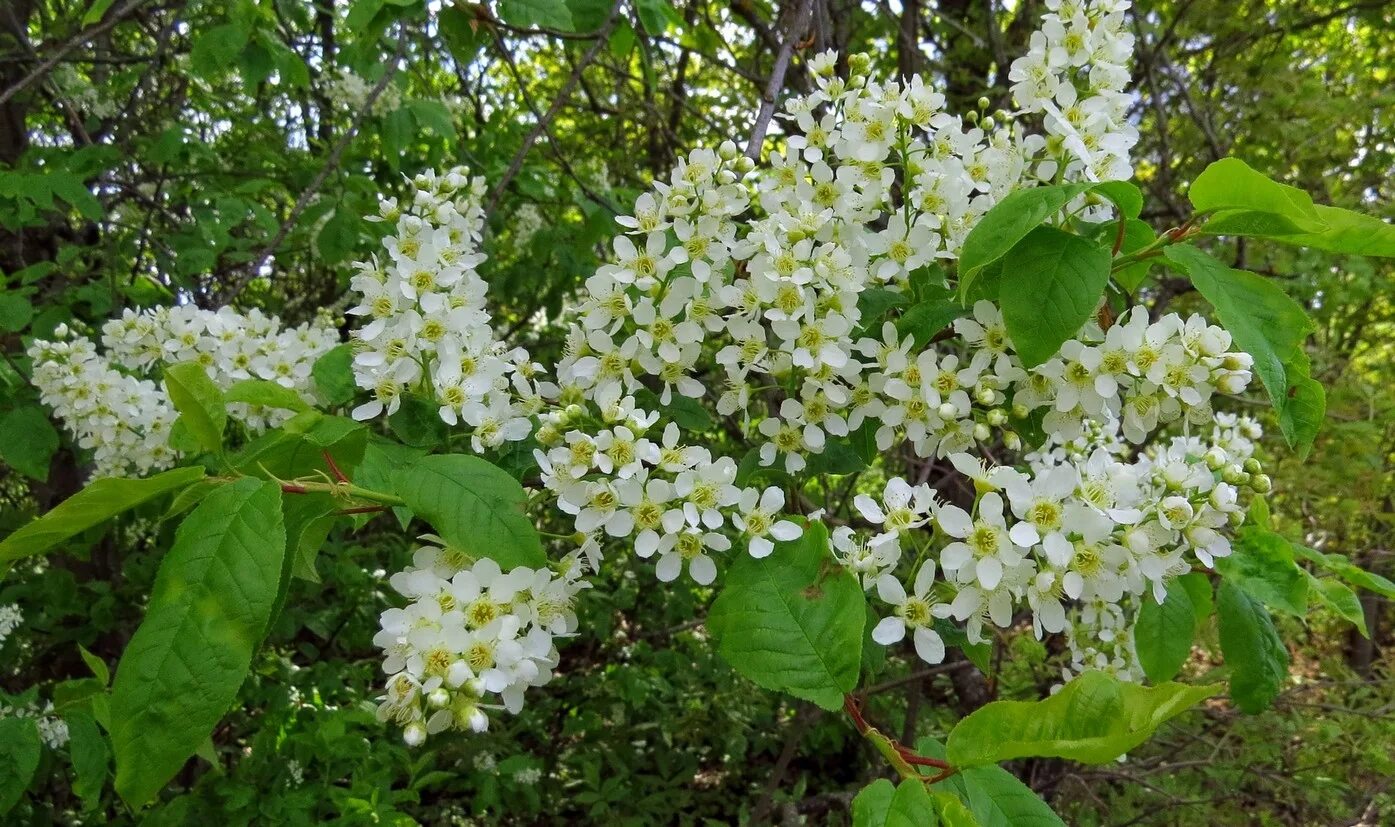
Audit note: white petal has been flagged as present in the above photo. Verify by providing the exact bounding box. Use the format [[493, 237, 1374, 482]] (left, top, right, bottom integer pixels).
[[913, 627, 946, 664], [872, 616, 906, 645]]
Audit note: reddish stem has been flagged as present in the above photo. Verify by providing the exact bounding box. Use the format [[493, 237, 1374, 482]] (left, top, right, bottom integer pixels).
[[1112, 214, 1128, 255], [323, 450, 350, 483], [281, 483, 310, 494]]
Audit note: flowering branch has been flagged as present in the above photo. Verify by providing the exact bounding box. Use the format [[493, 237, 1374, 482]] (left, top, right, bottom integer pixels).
[[743, 0, 816, 159]]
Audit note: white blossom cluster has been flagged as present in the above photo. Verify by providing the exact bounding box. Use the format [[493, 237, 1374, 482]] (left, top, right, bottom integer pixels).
[[1008, 0, 1137, 182], [372, 539, 587, 745], [101, 304, 340, 430], [0, 697, 70, 749], [28, 330, 180, 479], [0, 604, 21, 646], [325, 67, 403, 115], [29, 306, 339, 477], [346, 168, 551, 453], [858, 412, 1265, 681]]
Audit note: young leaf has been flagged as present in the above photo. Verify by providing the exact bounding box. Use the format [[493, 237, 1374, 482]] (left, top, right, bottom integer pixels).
[[163, 361, 227, 454], [110, 478, 286, 807], [999, 227, 1112, 367], [0, 466, 206, 569], [223, 379, 311, 413], [392, 455, 546, 569], [1217, 581, 1288, 714], [1290, 545, 1395, 599], [849, 779, 937, 826], [707, 521, 865, 710], [955, 765, 1065, 827], [944, 670, 1220, 767], [1134, 581, 1196, 682], [957, 183, 1094, 296], [1188, 158, 1324, 231]]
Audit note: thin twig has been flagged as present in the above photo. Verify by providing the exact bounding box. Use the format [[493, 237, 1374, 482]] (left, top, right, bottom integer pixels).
[[0, 0, 152, 106], [744, 0, 816, 160], [485, 0, 626, 215], [225, 29, 407, 302]]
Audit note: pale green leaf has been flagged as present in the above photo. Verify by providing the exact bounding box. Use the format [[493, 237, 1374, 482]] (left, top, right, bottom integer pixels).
[[163, 361, 227, 455], [392, 455, 546, 569], [999, 226, 1111, 367], [1217, 581, 1288, 714]]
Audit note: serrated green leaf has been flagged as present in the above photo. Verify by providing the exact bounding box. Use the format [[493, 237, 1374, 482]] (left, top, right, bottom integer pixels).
[[1271, 203, 1395, 257], [999, 226, 1111, 367], [1215, 528, 1308, 616], [707, 521, 865, 710], [0, 466, 206, 569], [111, 479, 286, 807], [1217, 580, 1288, 714], [1290, 545, 1395, 599], [312, 344, 356, 407], [958, 183, 1094, 296], [66, 712, 108, 810], [392, 455, 545, 569], [945, 671, 1219, 767]]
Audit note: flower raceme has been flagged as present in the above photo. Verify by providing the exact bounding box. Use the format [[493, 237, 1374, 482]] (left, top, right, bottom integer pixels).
[[26, 0, 1279, 747]]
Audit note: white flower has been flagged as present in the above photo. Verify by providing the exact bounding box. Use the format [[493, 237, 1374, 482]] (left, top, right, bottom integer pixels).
[[872, 561, 949, 664], [732, 487, 803, 558]]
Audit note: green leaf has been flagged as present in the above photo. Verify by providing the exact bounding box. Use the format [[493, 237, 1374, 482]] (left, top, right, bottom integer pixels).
[[0, 293, 34, 331], [805, 438, 867, 475], [707, 521, 865, 710], [1217, 580, 1288, 714], [1188, 158, 1324, 231], [932, 790, 980, 827], [392, 455, 546, 569], [1090, 181, 1143, 219], [1162, 244, 1321, 455], [1200, 210, 1309, 238], [856, 287, 909, 333], [635, 0, 679, 33], [163, 362, 227, 455], [389, 394, 448, 448], [439, 6, 486, 61], [317, 206, 361, 265], [1307, 574, 1368, 638], [499, 0, 575, 29], [958, 183, 1094, 296], [896, 299, 966, 348], [1109, 219, 1157, 291], [0, 405, 59, 480], [190, 23, 250, 78], [853, 778, 938, 826], [0, 466, 206, 569], [1177, 572, 1214, 626], [111, 478, 286, 807], [945, 670, 1220, 767], [1269, 203, 1395, 257], [1291, 545, 1395, 599], [66, 712, 109, 810], [956, 765, 1064, 827], [1135, 580, 1196, 682], [312, 344, 357, 407], [0, 717, 41, 813], [82, 0, 119, 25], [78, 643, 111, 685], [224, 379, 311, 413], [408, 99, 456, 141], [1214, 528, 1308, 616], [999, 226, 1111, 367]]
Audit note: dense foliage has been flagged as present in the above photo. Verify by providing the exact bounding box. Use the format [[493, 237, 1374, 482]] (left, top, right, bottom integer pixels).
[[2, 0, 1394, 825]]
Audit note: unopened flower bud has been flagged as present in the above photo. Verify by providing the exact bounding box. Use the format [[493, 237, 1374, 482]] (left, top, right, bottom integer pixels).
[[1012, 403, 1030, 420], [1250, 473, 1272, 494], [1004, 432, 1021, 451], [1204, 448, 1227, 470], [1243, 458, 1262, 474], [974, 386, 997, 406], [938, 402, 958, 420], [981, 116, 996, 131], [1221, 466, 1250, 486], [428, 688, 450, 708], [978, 96, 991, 110], [974, 423, 991, 442], [987, 409, 1008, 426], [403, 722, 427, 747], [718, 140, 739, 160]]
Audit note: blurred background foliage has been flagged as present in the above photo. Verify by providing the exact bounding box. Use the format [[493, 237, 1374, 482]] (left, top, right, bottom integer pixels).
[[1, 0, 1393, 824]]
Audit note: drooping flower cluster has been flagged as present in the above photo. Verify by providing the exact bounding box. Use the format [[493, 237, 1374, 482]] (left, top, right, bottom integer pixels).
[[372, 539, 588, 745], [29, 331, 180, 478], [347, 168, 551, 453], [29, 306, 339, 478], [101, 304, 339, 430], [325, 66, 403, 115]]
